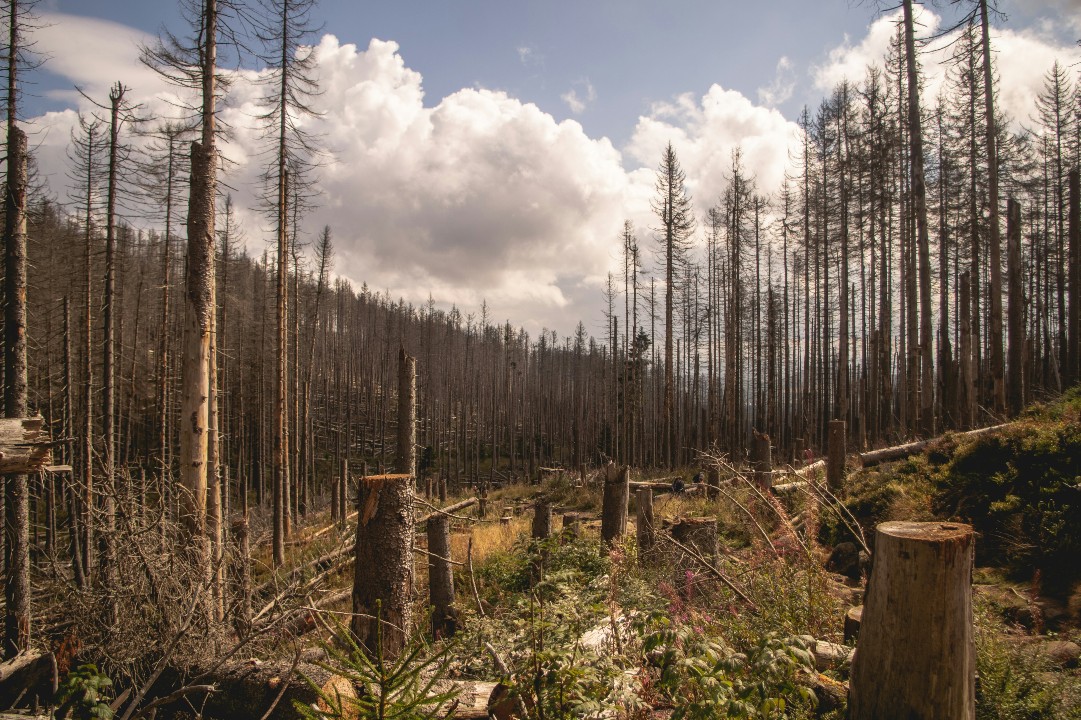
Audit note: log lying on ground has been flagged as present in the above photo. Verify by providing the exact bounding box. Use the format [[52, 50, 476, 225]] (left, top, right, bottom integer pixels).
[[0, 650, 56, 709], [417, 497, 477, 524], [0, 416, 52, 474], [770, 460, 825, 493], [857, 422, 1015, 467], [151, 659, 337, 720]]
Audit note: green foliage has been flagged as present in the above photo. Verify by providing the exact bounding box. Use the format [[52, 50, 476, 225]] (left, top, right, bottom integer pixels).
[[297, 618, 459, 720], [644, 620, 816, 719], [974, 601, 1081, 719], [934, 419, 1081, 588], [55, 664, 114, 720]]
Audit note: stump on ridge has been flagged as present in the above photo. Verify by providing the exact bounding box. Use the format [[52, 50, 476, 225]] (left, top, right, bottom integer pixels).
[[351, 473, 415, 659], [600, 464, 629, 551], [427, 514, 456, 639], [848, 521, 974, 720]]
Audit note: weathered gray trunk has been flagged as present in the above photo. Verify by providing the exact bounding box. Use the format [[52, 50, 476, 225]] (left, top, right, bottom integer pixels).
[[1067, 170, 1079, 386], [351, 474, 414, 659], [849, 521, 975, 719], [230, 517, 252, 639], [426, 514, 455, 639]]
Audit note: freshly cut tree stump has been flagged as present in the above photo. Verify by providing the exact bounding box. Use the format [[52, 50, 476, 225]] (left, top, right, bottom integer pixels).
[[351, 473, 414, 660], [636, 488, 655, 563], [849, 521, 975, 720], [600, 464, 629, 551], [427, 514, 456, 639]]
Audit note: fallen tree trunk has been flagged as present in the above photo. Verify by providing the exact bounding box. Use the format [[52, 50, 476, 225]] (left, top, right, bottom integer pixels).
[[151, 659, 337, 720], [857, 423, 1015, 467], [0, 650, 56, 709]]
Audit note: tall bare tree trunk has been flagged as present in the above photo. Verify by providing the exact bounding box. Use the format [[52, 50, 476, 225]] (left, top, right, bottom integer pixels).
[[902, 0, 935, 437], [396, 346, 416, 477], [1007, 199, 1024, 415], [980, 0, 1006, 414], [178, 0, 218, 599]]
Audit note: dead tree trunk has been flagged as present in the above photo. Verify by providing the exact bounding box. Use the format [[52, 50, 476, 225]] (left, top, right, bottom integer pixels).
[[1067, 170, 1079, 387], [600, 464, 629, 551], [636, 487, 655, 564], [337, 457, 348, 530], [230, 517, 251, 639], [849, 521, 975, 719], [1007, 198, 1024, 415], [827, 419, 846, 494], [672, 517, 718, 598], [959, 272, 976, 429], [351, 474, 414, 660], [396, 347, 416, 477], [3, 125, 29, 658], [426, 514, 456, 639], [750, 431, 772, 490]]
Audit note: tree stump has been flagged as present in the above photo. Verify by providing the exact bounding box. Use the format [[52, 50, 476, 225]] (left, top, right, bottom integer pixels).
[[636, 488, 655, 564], [600, 464, 629, 551], [706, 466, 720, 500], [844, 605, 862, 644], [671, 517, 718, 597], [531, 500, 552, 582], [848, 521, 975, 720], [351, 473, 414, 660], [562, 512, 581, 539], [427, 514, 456, 639], [827, 420, 846, 493]]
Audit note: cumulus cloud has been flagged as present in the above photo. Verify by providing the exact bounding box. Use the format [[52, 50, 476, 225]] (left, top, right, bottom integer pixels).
[[561, 78, 596, 114], [757, 56, 795, 108], [25, 8, 1081, 337]]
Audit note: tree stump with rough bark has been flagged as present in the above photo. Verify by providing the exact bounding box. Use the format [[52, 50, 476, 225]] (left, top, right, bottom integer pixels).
[[848, 521, 975, 720], [672, 517, 718, 597], [600, 464, 629, 551], [351, 473, 414, 660]]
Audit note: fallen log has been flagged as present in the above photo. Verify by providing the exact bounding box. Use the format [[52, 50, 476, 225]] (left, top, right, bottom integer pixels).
[[0, 416, 52, 474], [857, 422, 1014, 468], [151, 658, 338, 720], [771, 460, 825, 493], [0, 649, 56, 708], [417, 497, 478, 524]]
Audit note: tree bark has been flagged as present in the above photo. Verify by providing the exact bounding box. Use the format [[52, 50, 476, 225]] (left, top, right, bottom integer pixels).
[[396, 347, 416, 477], [1068, 169, 1079, 387], [980, 0, 1006, 414], [426, 514, 455, 639], [1007, 198, 1024, 415], [351, 474, 414, 660], [849, 521, 975, 719], [827, 419, 846, 493], [599, 464, 628, 550], [3, 123, 29, 659]]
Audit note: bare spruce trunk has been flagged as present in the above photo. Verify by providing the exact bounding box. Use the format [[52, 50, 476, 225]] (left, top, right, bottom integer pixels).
[[1068, 170, 1079, 386], [902, 0, 935, 437], [3, 124, 29, 658], [1007, 199, 1024, 415], [959, 273, 976, 428], [396, 347, 416, 476], [980, 0, 1006, 414]]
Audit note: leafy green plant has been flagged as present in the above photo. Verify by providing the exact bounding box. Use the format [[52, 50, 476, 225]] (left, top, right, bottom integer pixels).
[[644, 620, 816, 720], [55, 664, 114, 720]]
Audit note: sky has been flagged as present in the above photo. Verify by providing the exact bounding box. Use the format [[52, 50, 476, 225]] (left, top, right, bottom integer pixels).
[[18, 0, 1081, 339]]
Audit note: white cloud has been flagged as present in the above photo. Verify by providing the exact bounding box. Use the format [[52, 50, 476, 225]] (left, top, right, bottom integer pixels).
[[25, 9, 1081, 337], [561, 79, 596, 115], [757, 56, 795, 107]]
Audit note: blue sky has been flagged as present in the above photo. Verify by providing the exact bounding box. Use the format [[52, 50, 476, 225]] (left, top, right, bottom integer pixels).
[[23, 0, 1081, 336]]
